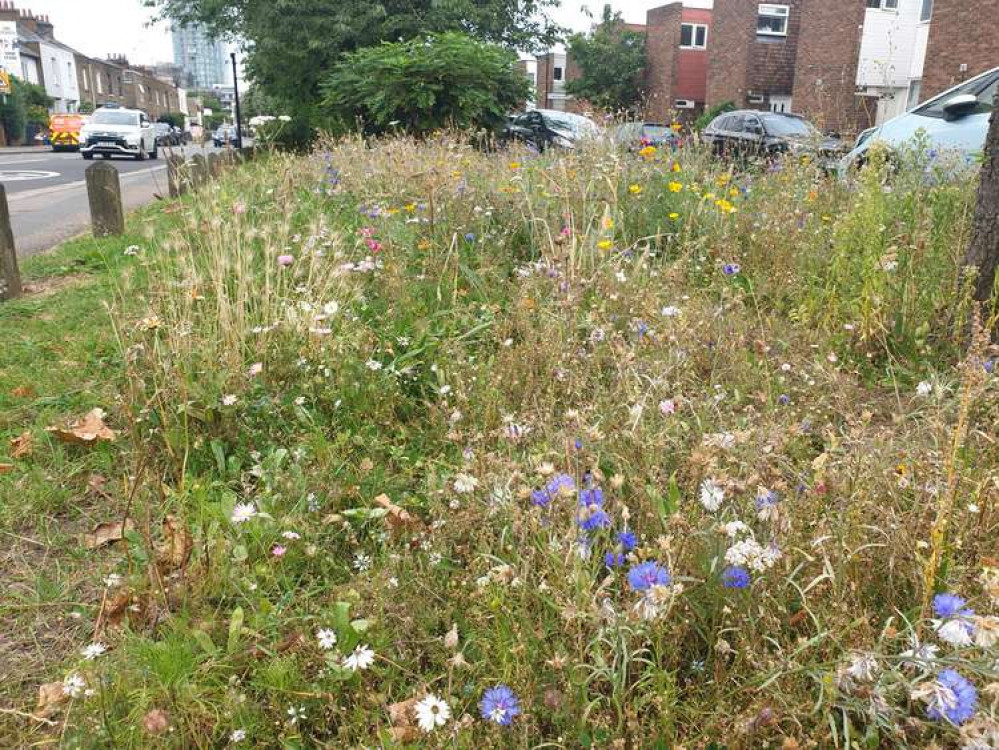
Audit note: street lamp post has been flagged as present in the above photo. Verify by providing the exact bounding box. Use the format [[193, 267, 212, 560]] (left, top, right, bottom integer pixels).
[[231, 52, 243, 149]]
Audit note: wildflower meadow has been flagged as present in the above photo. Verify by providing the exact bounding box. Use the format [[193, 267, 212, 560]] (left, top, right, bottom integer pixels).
[[1, 133, 998, 748]]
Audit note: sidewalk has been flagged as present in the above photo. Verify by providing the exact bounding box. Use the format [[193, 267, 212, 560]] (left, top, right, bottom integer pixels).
[[0, 146, 51, 155]]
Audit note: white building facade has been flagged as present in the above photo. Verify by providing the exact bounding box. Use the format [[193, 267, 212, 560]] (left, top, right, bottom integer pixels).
[[38, 40, 80, 113]]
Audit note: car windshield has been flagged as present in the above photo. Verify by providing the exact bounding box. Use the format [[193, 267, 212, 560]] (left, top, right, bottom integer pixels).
[[92, 111, 138, 126], [761, 114, 819, 137], [641, 125, 672, 139], [542, 111, 598, 136]]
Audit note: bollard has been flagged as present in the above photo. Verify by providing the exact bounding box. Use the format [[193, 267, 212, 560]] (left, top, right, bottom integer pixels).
[[85, 162, 124, 238], [0, 184, 21, 302], [167, 155, 188, 198], [190, 154, 208, 189], [207, 152, 221, 179]]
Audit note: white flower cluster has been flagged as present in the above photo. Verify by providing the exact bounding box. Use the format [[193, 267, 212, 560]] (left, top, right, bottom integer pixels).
[[724, 538, 781, 573]]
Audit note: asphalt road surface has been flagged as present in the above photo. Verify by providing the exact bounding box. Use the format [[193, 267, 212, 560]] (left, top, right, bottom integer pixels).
[[1, 145, 226, 257]]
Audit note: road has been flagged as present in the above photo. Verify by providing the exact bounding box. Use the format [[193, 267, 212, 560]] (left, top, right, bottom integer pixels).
[[0, 145, 225, 257]]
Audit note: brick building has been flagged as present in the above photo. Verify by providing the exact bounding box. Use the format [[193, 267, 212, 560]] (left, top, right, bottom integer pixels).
[[922, 0, 997, 99], [706, 0, 803, 114], [644, 2, 714, 120]]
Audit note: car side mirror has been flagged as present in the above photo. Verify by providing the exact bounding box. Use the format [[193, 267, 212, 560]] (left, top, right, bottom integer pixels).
[[750, 124, 764, 135], [942, 94, 979, 121]]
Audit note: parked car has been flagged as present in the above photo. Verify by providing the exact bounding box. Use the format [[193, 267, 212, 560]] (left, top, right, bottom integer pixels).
[[79, 106, 158, 161], [154, 122, 179, 147], [840, 66, 999, 173], [612, 122, 679, 150], [213, 125, 238, 147], [702, 110, 845, 167], [502, 109, 601, 151]]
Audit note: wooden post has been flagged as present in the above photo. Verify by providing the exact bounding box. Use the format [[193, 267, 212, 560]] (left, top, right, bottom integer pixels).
[[167, 155, 187, 198], [190, 154, 208, 189], [85, 162, 124, 238], [207, 152, 221, 179], [0, 184, 21, 302]]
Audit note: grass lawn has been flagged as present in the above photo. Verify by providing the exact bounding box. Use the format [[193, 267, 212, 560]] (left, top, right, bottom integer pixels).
[[1, 139, 997, 748]]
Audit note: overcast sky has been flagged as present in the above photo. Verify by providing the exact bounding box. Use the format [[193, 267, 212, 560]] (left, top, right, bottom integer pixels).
[[28, 0, 687, 65]]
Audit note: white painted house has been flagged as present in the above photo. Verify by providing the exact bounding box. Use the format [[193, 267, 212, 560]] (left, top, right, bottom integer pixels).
[[856, 0, 934, 124], [38, 39, 80, 113]]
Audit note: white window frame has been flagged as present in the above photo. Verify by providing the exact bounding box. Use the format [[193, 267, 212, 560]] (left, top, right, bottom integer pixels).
[[553, 66, 563, 82], [680, 23, 708, 50], [919, 0, 933, 21], [757, 4, 790, 37], [866, 0, 899, 9]]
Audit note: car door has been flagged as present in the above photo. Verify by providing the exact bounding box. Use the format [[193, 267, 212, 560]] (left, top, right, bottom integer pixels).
[[140, 113, 154, 150], [741, 113, 766, 156]]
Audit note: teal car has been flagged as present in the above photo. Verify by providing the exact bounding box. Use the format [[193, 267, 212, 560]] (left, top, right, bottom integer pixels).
[[841, 66, 998, 173]]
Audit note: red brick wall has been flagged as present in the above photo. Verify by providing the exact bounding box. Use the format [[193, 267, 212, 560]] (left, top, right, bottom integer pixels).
[[922, 0, 999, 99], [707, 0, 804, 110], [676, 7, 712, 104], [792, 0, 872, 133], [645, 3, 684, 119]]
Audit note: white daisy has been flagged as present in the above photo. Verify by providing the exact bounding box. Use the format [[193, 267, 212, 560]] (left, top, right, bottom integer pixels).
[[414, 693, 451, 733], [221, 394, 238, 406], [845, 652, 879, 682], [453, 473, 478, 494], [343, 644, 375, 672], [62, 673, 85, 698], [230, 503, 257, 524], [81, 642, 108, 660], [230, 728, 247, 743], [286, 705, 306, 725], [699, 479, 725, 512], [936, 618, 975, 647], [365, 359, 383, 371], [316, 628, 337, 651], [916, 381, 933, 397]]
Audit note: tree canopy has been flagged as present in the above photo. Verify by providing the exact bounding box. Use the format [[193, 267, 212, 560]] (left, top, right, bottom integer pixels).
[[565, 6, 646, 113], [322, 33, 529, 136], [145, 0, 562, 120]]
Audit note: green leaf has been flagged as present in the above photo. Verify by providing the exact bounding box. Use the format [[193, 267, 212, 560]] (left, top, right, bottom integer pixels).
[[227, 606, 244, 654]]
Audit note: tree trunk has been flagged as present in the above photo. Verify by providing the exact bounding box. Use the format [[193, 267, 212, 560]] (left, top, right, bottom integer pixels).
[[965, 90, 999, 305]]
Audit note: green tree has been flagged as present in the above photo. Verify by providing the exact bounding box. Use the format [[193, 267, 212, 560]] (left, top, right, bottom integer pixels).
[[565, 6, 646, 113], [145, 0, 561, 125], [322, 33, 529, 136], [158, 112, 185, 128], [0, 77, 53, 144]]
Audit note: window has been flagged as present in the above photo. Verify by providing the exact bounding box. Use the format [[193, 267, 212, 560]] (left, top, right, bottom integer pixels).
[[97, 72, 103, 94], [553, 66, 563, 82], [680, 23, 708, 49], [82, 66, 89, 91], [757, 4, 790, 36], [866, 0, 899, 9], [920, 0, 933, 21], [769, 95, 792, 113], [906, 79, 922, 109], [914, 72, 999, 118]]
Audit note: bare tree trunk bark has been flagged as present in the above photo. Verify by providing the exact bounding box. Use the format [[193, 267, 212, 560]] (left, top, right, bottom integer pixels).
[[965, 91, 999, 306]]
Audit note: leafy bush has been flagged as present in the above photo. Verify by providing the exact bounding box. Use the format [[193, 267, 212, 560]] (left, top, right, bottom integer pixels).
[[321, 33, 530, 135], [694, 100, 735, 131], [566, 7, 647, 112]]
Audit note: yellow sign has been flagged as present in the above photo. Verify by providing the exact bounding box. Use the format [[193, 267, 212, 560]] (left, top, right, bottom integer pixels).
[[0, 70, 10, 95]]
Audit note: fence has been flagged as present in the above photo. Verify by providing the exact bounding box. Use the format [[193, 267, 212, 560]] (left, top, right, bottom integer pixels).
[[1, 146, 256, 302]]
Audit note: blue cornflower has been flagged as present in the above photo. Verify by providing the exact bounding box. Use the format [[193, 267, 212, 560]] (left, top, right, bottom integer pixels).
[[464, 232, 476, 243], [755, 489, 779, 510], [985, 359, 996, 374], [532, 473, 575, 507], [636, 321, 649, 339], [605, 552, 626, 568], [575, 438, 583, 450], [579, 487, 604, 508], [722, 566, 751, 589], [778, 394, 790, 405], [577, 505, 610, 531], [926, 669, 978, 725], [933, 593, 974, 619], [723, 263, 741, 276], [627, 561, 671, 592], [618, 530, 637, 552], [480, 685, 521, 726]]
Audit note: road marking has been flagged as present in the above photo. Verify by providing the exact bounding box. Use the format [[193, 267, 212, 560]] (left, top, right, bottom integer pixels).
[[7, 165, 167, 203], [0, 169, 60, 181], [0, 156, 56, 165]]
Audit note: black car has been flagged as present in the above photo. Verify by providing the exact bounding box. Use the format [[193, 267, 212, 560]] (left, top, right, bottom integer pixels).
[[503, 109, 600, 152], [701, 110, 845, 166], [154, 123, 179, 147]]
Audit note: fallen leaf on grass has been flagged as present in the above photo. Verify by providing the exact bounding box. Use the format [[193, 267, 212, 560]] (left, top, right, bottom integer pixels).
[[11, 431, 33, 459], [373, 493, 422, 535], [155, 515, 192, 574], [0, 463, 13, 474], [142, 708, 171, 735], [47, 409, 117, 446], [84, 519, 135, 550], [87, 474, 113, 500], [34, 682, 67, 719], [11, 385, 35, 399], [387, 696, 420, 743]]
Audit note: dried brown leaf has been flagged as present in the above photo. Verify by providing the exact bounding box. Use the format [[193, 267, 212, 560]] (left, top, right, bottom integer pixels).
[[387, 697, 419, 743], [34, 682, 67, 719], [11, 385, 35, 399], [0, 463, 12, 474], [84, 519, 135, 550], [47, 408, 117, 446], [142, 708, 171, 735], [155, 515, 192, 574], [374, 493, 422, 536], [11, 431, 33, 459]]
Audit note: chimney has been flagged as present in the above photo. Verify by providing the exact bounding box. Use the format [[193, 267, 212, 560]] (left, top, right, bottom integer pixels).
[[18, 9, 38, 35], [0, 2, 20, 23], [36, 12, 54, 40]]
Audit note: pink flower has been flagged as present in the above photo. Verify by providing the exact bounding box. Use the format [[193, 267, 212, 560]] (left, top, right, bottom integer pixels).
[[365, 239, 382, 253], [659, 399, 676, 416], [278, 255, 294, 267], [233, 201, 247, 215], [560, 226, 572, 237], [360, 227, 376, 238], [248, 362, 263, 377], [272, 545, 287, 557]]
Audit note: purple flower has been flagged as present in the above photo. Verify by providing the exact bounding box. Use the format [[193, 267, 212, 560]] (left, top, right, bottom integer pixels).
[[985, 359, 996, 374], [277, 254, 294, 267], [532, 473, 575, 507], [480, 685, 520, 726], [464, 232, 476, 243], [574, 438, 583, 450], [926, 669, 977, 725], [933, 593, 973, 619], [722, 566, 751, 589], [605, 552, 626, 568], [778, 394, 790, 405], [627, 561, 671, 592], [755, 490, 779, 510], [723, 263, 741, 276], [618, 530, 637, 552], [577, 505, 610, 531]]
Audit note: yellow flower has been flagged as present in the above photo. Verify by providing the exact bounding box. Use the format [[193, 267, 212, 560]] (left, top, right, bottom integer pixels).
[[404, 203, 417, 213], [702, 192, 716, 201], [602, 216, 615, 231], [729, 187, 740, 198], [509, 161, 521, 170], [628, 184, 643, 195], [638, 145, 657, 158], [668, 212, 680, 220], [597, 240, 614, 250], [671, 162, 682, 173], [715, 199, 737, 214], [670, 122, 682, 132], [716, 174, 730, 186], [821, 215, 832, 223], [668, 181, 683, 193], [417, 239, 432, 251]]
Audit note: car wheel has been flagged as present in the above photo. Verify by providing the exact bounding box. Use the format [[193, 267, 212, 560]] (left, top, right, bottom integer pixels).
[[136, 141, 147, 161], [82, 152, 94, 160], [151, 143, 159, 160], [102, 154, 112, 160]]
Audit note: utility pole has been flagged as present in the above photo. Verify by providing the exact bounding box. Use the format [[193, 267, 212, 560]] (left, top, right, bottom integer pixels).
[[231, 52, 243, 149]]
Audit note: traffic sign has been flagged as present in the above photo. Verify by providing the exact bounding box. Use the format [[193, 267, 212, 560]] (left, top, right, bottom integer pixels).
[[0, 71, 10, 96]]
